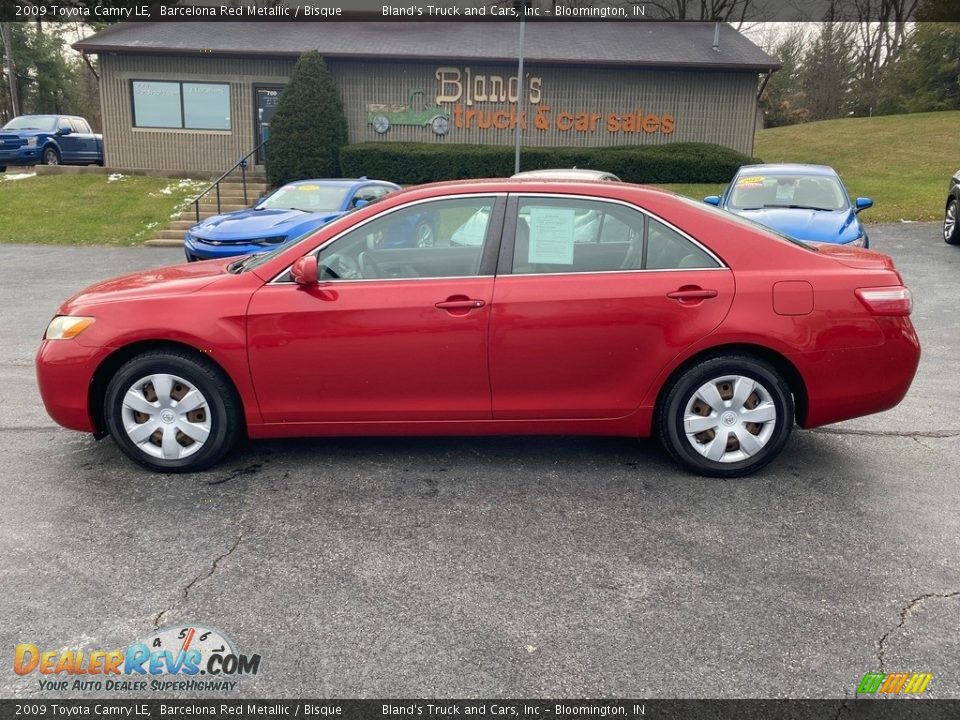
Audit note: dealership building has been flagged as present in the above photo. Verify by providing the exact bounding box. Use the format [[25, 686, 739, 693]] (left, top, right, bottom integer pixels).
[[73, 21, 779, 174]]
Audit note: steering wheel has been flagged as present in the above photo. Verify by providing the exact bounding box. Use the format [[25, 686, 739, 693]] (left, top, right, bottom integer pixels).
[[320, 253, 361, 280], [357, 251, 382, 279]]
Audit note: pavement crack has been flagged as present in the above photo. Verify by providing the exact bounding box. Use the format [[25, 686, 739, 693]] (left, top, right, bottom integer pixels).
[[152, 533, 244, 629], [206, 463, 262, 486], [809, 428, 960, 439], [877, 591, 960, 671]]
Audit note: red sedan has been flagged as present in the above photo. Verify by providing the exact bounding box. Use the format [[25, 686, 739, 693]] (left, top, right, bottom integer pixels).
[[36, 180, 920, 477]]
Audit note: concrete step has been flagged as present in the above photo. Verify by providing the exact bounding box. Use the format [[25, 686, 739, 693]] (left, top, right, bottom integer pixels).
[[153, 229, 189, 240], [168, 220, 198, 231], [195, 202, 251, 212], [179, 210, 227, 221], [144, 238, 184, 248]]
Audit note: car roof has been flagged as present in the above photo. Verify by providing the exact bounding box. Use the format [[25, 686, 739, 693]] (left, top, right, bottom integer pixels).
[[281, 178, 399, 189], [511, 168, 620, 181], [735, 163, 839, 177]]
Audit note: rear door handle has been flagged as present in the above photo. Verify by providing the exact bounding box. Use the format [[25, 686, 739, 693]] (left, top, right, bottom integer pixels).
[[435, 299, 486, 310], [667, 288, 718, 300]]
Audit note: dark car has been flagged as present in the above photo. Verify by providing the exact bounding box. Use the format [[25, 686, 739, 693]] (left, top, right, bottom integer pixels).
[[0, 115, 104, 171], [944, 170, 960, 245]]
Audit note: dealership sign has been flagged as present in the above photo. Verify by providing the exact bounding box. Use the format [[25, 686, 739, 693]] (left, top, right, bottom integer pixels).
[[365, 66, 676, 138]]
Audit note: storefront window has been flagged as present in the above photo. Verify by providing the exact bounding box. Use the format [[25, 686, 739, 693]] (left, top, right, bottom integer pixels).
[[132, 81, 231, 130]]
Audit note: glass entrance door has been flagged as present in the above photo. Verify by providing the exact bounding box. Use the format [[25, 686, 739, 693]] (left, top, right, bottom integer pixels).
[[255, 86, 283, 165]]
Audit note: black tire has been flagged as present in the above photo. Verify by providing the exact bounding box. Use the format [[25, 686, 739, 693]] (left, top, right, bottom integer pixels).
[[42, 147, 60, 166], [104, 350, 243, 473], [656, 355, 794, 478], [945, 197, 960, 246], [0, 166, 6, 173]]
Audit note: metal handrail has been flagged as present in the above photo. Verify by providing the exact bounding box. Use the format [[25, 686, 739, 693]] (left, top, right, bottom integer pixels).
[[191, 140, 268, 223]]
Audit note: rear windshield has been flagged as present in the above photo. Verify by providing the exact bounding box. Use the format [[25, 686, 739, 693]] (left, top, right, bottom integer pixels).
[[671, 194, 819, 252]]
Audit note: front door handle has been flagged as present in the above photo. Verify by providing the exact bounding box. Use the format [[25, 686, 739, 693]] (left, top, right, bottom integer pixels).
[[435, 298, 486, 310], [667, 287, 718, 301]]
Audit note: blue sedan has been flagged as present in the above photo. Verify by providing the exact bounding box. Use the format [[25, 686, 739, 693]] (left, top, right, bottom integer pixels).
[[705, 164, 874, 247], [184, 179, 403, 262]]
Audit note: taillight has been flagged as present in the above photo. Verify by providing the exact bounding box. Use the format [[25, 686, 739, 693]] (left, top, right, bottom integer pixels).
[[855, 286, 912, 316]]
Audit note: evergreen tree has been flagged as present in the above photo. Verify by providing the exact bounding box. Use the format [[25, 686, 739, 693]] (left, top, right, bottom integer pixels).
[[266, 52, 347, 186]]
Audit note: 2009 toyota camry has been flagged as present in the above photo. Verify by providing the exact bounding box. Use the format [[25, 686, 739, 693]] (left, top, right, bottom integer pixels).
[[36, 179, 920, 478]]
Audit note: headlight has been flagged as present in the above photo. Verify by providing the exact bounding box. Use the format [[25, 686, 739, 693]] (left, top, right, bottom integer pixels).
[[45, 316, 95, 340], [254, 236, 287, 245], [850, 235, 866, 248], [25, 137, 37, 148]]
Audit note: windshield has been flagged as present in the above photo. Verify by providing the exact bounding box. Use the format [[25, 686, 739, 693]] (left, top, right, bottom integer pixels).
[[2, 115, 58, 131], [727, 172, 849, 212], [258, 184, 351, 213]]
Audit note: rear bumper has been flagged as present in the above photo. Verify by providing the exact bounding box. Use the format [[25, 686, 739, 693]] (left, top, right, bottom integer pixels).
[[35, 339, 107, 433], [796, 316, 920, 428]]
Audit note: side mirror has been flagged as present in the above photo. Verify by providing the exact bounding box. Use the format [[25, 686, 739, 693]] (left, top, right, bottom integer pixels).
[[855, 197, 874, 213], [704, 195, 721, 206], [353, 198, 369, 209], [56, 127, 72, 136], [291, 255, 318, 285]]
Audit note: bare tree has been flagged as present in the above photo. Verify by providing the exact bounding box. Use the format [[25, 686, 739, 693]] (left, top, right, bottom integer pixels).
[[848, 0, 919, 115]]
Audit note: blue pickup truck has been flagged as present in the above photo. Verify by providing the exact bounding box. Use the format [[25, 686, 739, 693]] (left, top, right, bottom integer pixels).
[[0, 115, 103, 171]]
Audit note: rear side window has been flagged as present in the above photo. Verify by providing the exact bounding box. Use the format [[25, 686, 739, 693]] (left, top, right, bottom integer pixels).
[[511, 197, 719, 274]]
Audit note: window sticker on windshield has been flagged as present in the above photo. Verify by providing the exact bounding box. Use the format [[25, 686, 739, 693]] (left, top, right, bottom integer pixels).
[[737, 176, 764, 185], [528, 207, 575, 264], [298, 185, 319, 191]]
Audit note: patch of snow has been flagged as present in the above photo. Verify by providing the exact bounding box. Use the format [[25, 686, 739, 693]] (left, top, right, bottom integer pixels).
[[107, 173, 126, 182], [1, 172, 36, 181]]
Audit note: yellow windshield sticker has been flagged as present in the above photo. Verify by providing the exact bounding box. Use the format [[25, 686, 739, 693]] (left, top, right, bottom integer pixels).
[[298, 184, 320, 191], [737, 176, 764, 185]]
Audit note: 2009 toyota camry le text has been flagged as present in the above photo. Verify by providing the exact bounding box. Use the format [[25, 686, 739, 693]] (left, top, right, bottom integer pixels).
[[36, 179, 921, 478]]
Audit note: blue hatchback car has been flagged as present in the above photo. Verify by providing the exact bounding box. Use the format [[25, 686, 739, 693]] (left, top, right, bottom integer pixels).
[[184, 178, 402, 261], [705, 164, 874, 248]]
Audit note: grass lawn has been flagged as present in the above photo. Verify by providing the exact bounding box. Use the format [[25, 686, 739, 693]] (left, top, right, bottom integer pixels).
[[0, 174, 205, 245], [660, 110, 959, 223]]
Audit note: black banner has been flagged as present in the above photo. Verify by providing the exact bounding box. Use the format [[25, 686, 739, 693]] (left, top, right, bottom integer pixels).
[[3, 0, 958, 23], [1, 700, 959, 720]]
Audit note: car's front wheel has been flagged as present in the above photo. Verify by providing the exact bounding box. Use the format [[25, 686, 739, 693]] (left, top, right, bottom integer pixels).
[[945, 198, 959, 245], [104, 350, 242, 472], [42, 147, 60, 166], [657, 355, 794, 478]]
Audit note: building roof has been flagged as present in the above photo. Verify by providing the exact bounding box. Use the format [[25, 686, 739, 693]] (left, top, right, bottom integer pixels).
[[74, 21, 780, 72]]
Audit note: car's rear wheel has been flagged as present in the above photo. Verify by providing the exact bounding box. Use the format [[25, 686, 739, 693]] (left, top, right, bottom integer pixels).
[[104, 351, 242, 472], [415, 221, 435, 248], [945, 198, 959, 245], [657, 356, 794, 478], [42, 147, 60, 166]]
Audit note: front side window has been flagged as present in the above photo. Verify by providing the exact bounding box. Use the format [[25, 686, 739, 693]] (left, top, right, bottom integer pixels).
[[132, 81, 231, 130], [316, 197, 496, 281], [511, 197, 719, 274]]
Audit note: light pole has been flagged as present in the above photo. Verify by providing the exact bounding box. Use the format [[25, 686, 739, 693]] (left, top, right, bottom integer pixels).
[[513, 16, 525, 175]]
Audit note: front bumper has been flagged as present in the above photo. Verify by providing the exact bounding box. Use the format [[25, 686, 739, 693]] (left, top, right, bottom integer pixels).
[[0, 147, 41, 165], [184, 233, 280, 262], [35, 339, 109, 433]]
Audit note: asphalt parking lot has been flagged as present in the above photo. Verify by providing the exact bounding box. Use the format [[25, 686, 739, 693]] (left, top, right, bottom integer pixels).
[[1, 224, 958, 699]]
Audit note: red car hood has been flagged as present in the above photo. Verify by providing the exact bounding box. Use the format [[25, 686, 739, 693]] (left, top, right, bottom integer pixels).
[[60, 259, 234, 310], [814, 243, 896, 271]]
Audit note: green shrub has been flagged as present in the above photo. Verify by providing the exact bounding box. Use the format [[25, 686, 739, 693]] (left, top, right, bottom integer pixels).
[[266, 52, 347, 186], [340, 142, 759, 185]]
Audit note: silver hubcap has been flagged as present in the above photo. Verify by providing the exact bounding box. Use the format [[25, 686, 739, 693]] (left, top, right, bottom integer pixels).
[[416, 223, 435, 248], [46, 151, 58, 165], [683, 375, 777, 463], [946, 201, 957, 240], [121, 374, 211, 460]]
